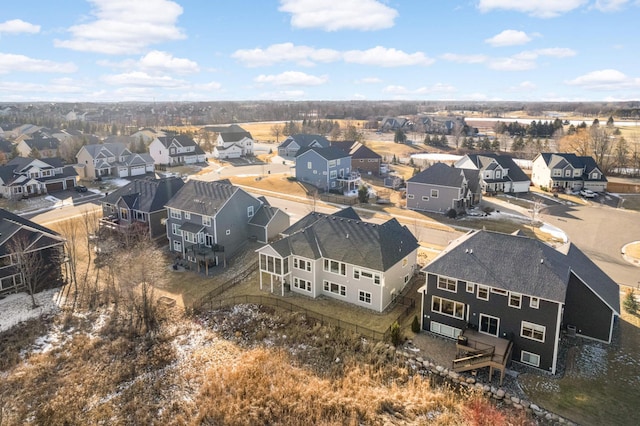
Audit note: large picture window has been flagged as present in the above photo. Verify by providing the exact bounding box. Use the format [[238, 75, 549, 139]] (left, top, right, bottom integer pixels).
[[324, 259, 346, 276], [323, 281, 346, 297], [431, 296, 464, 319], [293, 257, 312, 272], [293, 278, 311, 292]]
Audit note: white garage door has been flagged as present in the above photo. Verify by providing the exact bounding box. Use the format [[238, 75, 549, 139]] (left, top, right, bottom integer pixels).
[[118, 168, 129, 177], [131, 165, 146, 176]]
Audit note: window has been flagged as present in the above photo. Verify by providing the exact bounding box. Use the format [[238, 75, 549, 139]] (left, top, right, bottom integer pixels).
[[184, 212, 191, 220], [172, 223, 181, 235], [205, 234, 214, 247], [328, 160, 336, 167], [293, 257, 312, 272], [307, 161, 312, 169], [323, 281, 346, 297], [120, 208, 129, 220], [552, 169, 561, 177], [491, 288, 508, 296], [521, 321, 545, 342], [184, 232, 197, 243], [134, 211, 146, 222], [479, 314, 499, 336], [422, 196, 429, 201], [359, 291, 372, 304], [173, 240, 182, 252], [521, 351, 540, 367], [495, 170, 501, 179], [431, 189, 439, 198], [437, 276, 457, 292], [591, 172, 598, 179], [293, 278, 311, 292], [170, 209, 181, 219], [564, 169, 571, 177], [466, 282, 474, 293], [330, 170, 337, 179], [477, 285, 489, 301], [407, 194, 414, 199], [509, 293, 522, 308], [431, 296, 465, 319], [225, 229, 231, 236], [324, 259, 346, 276], [530, 297, 540, 309], [202, 216, 211, 227], [247, 205, 254, 218], [374, 274, 381, 285]]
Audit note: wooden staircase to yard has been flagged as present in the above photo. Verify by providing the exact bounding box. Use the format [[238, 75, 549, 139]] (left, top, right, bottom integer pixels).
[[452, 331, 513, 386]]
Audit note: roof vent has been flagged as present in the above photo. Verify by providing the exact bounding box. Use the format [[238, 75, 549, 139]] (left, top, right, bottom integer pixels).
[[540, 259, 544, 264], [465, 249, 469, 253], [346, 233, 349, 239], [469, 249, 473, 254]]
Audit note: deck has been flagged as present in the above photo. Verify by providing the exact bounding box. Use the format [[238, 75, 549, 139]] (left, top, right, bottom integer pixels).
[[452, 329, 513, 386]]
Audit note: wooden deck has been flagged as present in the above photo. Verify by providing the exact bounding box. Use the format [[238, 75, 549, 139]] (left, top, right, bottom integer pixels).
[[452, 329, 513, 386]]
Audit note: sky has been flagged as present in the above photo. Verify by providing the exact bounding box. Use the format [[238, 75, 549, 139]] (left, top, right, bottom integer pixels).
[[1, 0, 639, 103]]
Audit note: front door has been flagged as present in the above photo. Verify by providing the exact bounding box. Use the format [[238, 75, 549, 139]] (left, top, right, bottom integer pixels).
[[479, 314, 500, 336]]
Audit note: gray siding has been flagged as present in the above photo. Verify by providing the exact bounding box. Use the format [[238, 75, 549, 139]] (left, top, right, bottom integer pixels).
[[406, 182, 460, 213], [215, 190, 263, 256], [266, 210, 290, 241], [295, 150, 350, 192], [563, 273, 614, 342], [149, 210, 166, 239]]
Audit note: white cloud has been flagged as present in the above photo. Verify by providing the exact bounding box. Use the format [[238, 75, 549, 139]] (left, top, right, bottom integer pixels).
[[138, 51, 199, 74], [356, 77, 382, 84], [258, 90, 306, 100], [279, 0, 398, 31], [485, 30, 532, 47], [0, 53, 77, 74], [566, 69, 640, 90], [54, 0, 186, 54], [477, 0, 587, 18], [344, 46, 434, 67], [593, 0, 629, 12], [488, 57, 536, 71], [440, 53, 488, 64], [513, 47, 576, 61], [102, 71, 187, 88], [232, 43, 341, 67], [255, 71, 328, 86], [0, 19, 40, 34], [383, 83, 456, 95], [0, 79, 86, 94]]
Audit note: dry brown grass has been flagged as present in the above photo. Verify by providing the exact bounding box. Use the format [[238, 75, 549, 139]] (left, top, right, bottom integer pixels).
[[624, 242, 640, 261]]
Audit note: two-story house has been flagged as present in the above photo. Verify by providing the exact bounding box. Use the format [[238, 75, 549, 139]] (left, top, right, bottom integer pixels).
[[331, 141, 382, 176], [419, 230, 620, 375], [75, 142, 155, 180], [100, 176, 185, 239], [0, 208, 66, 296], [455, 153, 530, 194], [16, 136, 61, 158], [531, 153, 607, 192], [295, 147, 359, 194], [149, 135, 206, 166], [213, 126, 254, 159], [406, 162, 481, 214], [165, 179, 290, 269], [278, 134, 330, 159], [0, 157, 78, 199], [256, 208, 419, 312]]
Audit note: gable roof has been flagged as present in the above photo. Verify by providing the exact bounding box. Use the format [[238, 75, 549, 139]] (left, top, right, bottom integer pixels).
[[331, 141, 381, 160], [463, 153, 530, 182], [424, 230, 619, 312], [164, 179, 244, 214], [103, 177, 185, 213], [280, 134, 330, 149], [22, 137, 61, 151], [296, 146, 351, 161], [80, 142, 129, 159], [270, 215, 418, 271], [408, 162, 479, 188], [249, 205, 282, 227], [157, 135, 199, 149], [537, 153, 607, 181], [281, 207, 361, 236], [0, 208, 64, 256]]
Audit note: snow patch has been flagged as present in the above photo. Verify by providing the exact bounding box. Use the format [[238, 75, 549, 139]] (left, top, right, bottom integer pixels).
[[539, 223, 568, 243], [0, 289, 61, 333]]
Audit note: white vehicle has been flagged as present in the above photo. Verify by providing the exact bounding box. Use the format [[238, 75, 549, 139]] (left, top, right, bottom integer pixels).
[[580, 189, 597, 198]]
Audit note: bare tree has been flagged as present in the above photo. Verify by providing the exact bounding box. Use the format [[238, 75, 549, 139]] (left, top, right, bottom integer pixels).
[[451, 122, 464, 149], [270, 124, 283, 144]]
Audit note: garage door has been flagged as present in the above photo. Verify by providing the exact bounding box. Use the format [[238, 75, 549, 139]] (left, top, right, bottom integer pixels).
[[118, 168, 129, 177], [65, 178, 76, 189], [131, 165, 146, 176], [46, 181, 64, 192]]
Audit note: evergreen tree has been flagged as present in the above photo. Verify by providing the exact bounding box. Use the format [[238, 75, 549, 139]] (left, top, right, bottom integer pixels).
[[623, 288, 638, 314]]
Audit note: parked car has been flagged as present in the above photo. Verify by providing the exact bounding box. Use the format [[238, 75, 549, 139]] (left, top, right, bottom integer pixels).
[[75, 185, 88, 193], [580, 189, 596, 198]]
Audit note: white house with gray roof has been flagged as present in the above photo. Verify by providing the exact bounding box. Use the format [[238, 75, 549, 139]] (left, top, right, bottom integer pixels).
[[257, 208, 419, 312], [149, 135, 206, 166], [531, 153, 607, 192], [75, 142, 155, 179], [455, 153, 530, 193], [419, 230, 620, 374], [213, 126, 254, 159]]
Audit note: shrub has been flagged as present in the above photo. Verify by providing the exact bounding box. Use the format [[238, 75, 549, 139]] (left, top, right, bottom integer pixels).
[[623, 288, 639, 314], [389, 321, 403, 346], [411, 315, 421, 333], [445, 208, 457, 219]]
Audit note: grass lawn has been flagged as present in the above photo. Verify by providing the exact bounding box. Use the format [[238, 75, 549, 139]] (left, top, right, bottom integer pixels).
[[518, 312, 640, 426], [620, 194, 640, 211], [624, 242, 640, 261]]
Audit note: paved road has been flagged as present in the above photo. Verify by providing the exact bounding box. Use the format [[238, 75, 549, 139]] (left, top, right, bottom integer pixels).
[[539, 201, 640, 288]]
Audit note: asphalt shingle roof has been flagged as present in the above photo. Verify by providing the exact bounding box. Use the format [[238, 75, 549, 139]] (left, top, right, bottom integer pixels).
[[164, 179, 240, 214], [408, 162, 478, 188], [103, 176, 185, 213], [296, 146, 351, 161]]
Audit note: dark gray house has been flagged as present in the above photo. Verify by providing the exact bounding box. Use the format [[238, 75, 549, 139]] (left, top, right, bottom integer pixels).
[[455, 153, 531, 194], [331, 141, 382, 176], [165, 179, 289, 268], [100, 176, 185, 239], [419, 230, 620, 374], [295, 147, 359, 194], [278, 134, 330, 159], [406, 162, 481, 214]]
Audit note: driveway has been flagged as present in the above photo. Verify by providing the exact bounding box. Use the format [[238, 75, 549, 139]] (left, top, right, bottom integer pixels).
[[539, 202, 640, 288]]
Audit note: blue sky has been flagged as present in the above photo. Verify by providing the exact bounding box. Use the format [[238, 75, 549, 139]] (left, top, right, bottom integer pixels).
[[1, 0, 639, 102]]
